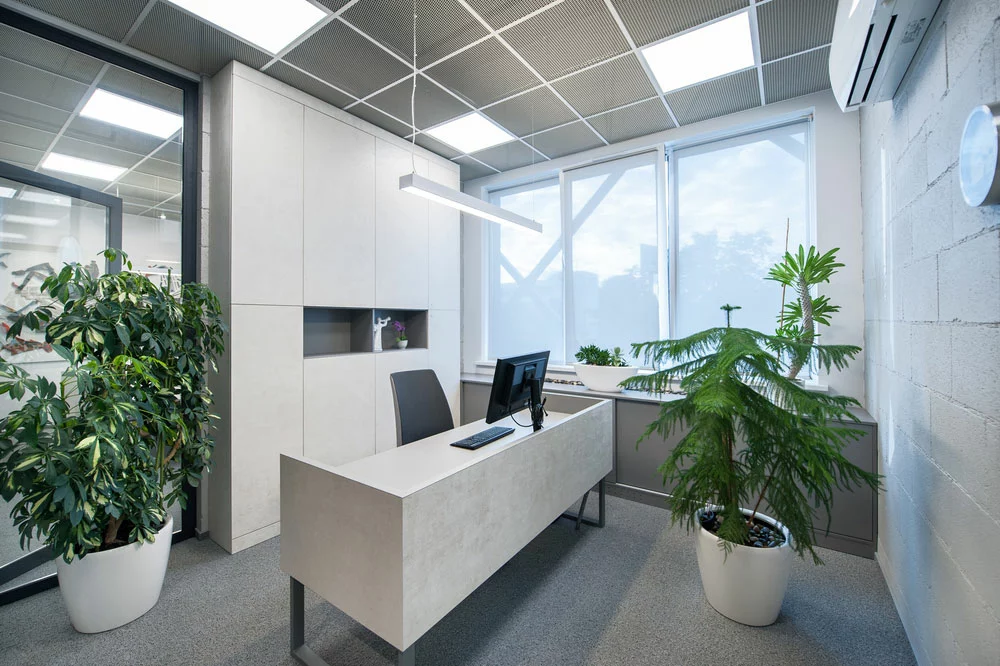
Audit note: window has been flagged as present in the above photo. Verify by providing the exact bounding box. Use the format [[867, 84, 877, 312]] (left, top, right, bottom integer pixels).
[[484, 119, 812, 367], [672, 123, 811, 336]]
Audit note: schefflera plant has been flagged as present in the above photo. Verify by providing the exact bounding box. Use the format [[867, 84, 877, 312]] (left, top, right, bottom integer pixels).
[[0, 249, 226, 562]]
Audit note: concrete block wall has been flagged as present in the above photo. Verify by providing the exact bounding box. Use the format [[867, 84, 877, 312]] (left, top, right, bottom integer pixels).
[[859, 1, 1000, 663]]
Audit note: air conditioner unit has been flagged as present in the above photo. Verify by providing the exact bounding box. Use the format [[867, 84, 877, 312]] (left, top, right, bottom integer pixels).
[[829, 0, 941, 111]]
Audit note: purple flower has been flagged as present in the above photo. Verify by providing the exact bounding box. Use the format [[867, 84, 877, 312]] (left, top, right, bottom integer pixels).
[[392, 320, 406, 333]]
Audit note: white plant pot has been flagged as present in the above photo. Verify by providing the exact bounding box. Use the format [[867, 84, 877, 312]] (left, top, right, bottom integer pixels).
[[694, 508, 793, 626], [56, 515, 173, 633], [397, 339, 408, 349], [572, 363, 638, 393]]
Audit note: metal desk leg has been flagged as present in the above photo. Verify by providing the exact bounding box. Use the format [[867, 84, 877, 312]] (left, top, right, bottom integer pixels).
[[291, 577, 415, 666], [560, 478, 606, 529]]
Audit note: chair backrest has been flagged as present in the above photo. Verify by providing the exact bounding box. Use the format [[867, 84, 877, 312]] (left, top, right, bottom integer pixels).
[[390, 369, 454, 446]]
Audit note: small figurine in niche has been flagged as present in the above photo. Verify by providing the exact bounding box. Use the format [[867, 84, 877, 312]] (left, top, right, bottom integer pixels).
[[393, 320, 408, 349], [373, 315, 391, 352]]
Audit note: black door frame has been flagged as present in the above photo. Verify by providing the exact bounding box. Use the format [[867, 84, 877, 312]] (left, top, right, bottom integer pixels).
[[0, 6, 201, 606]]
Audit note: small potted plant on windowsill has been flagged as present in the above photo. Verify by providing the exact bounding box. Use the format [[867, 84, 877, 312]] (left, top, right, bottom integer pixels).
[[393, 320, 408, 349], [0, 249, 226, 633], [572, 344, 637, 393]]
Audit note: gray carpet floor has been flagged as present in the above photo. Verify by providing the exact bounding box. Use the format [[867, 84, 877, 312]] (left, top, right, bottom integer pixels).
[[0, 495, 915, 666]]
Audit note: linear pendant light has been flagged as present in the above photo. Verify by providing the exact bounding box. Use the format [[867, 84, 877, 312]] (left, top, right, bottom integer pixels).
[[397, 1, 540, 233], [400, 173, 541, 231]]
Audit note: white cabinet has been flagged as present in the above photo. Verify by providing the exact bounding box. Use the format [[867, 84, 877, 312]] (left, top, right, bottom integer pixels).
[[228, 304, 303, 542], [304, 354, 376, 466], [374, 349, 430, 453], [428, 309, 461, 425], [427, 162, 461, 311], [304, 109, 376, 307], [375, 139, 429, 309], [230, 76, 304, 306]]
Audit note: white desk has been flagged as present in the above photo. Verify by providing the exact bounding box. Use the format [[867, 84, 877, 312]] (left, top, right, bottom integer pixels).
[[280, 397, 613, 665]]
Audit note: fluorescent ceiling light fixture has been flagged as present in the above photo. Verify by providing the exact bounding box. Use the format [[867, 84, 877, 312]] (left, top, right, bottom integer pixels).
[[2, 214, 60, 227], [641, 11, 755, 93], [0, 186, 15, 198], [0, 232, 27, 241], [19, 191, 70, 206], [166, 0, 326, 54], [81, 89, 183, 139], [400, 174, 541, 232], [424, 113, 517, 154], [42, 153, 127, 181]]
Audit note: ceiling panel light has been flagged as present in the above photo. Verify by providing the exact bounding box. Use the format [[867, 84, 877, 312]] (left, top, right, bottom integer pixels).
[[42, 153, 127, 181], [641, 12, 755, 93], [19, 191, 71, 206], [166, 0, 326, 54], [424, 113, 517, 154], [0, 186, 15, 198], [81, 89, 183, 139]]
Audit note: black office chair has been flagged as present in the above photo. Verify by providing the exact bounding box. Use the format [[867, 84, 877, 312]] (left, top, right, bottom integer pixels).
[[390, 369, 454, 446]]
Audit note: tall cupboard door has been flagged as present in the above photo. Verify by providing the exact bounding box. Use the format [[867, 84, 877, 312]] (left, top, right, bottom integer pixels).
[[427, 161, 460, 311], [303, 109, 375, 307], [304, 354, 376, 466], [375, 139, 428, 309]]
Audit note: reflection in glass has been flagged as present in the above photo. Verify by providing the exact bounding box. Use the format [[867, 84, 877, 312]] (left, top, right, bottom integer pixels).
[[674, 123, 810, 337]]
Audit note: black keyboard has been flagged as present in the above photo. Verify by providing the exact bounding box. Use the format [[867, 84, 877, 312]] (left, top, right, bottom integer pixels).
[[450, 426, 515, 450]]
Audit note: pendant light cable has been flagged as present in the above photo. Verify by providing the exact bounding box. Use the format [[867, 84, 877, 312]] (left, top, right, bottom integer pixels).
[[411, 0, 417, 174]]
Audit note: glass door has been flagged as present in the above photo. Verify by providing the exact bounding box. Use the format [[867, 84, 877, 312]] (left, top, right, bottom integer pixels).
[[0, 161, 122, 604]]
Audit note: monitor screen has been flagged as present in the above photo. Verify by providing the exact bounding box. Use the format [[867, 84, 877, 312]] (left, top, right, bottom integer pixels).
[[485, 351, 549, 424]]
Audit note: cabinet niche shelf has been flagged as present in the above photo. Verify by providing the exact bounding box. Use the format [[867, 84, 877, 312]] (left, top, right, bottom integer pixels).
[[303, 307, 428, 358]]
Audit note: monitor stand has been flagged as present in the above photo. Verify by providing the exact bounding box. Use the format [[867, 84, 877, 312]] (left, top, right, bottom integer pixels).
[[528, 377, 546, 432]]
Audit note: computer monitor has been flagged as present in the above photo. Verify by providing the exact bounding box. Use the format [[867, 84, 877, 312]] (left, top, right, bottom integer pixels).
[[485, 351, 550, 428]]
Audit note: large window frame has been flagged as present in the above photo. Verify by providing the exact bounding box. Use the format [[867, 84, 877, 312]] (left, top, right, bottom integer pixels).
[[483, 115, 816, 371]]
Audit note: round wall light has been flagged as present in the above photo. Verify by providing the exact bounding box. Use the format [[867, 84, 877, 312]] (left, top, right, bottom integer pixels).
[[959, 102, 1000, 207]]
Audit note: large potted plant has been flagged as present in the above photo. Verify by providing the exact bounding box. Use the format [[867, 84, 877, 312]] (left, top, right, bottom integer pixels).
[[573, 344, 637, 393], [0, 250, 226, 633], [621, 304, 880, 626]]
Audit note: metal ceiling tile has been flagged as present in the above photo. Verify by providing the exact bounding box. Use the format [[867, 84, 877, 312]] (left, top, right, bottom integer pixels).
[[550, 54, 656, 117], [366, 75, 470, 131], [127, 1, 270, 76], [528, 120, 604, 159], [482, 86, 577, 136], [464, 0, 556, 30], [426, 37, 539, 107], [347, 102, 413, 138], [285, 19, 412, 99], [455, 155, 497, 181], [313, 0, 354, 10], [609, 0, 746, 47], [16, 0, 151, 42], [342, 0, 489, 68], [0, 24, 104, 84], [414, 133, 462, 159], [0, 120, 55, 151], [155, 140, 183, 164], [100, 65, 184, 113], [64, 116, 167, 158], [119, 170, 182, 193], [0, 58, 90, 112], [132, 155, 182, 180], [0, 94, 71, 133], [471, 140, 544, 171], [52, 135, 144, 169], [502, 0, 629, 80], [763, 46, 831, 103], [586, 98, 674, 144], [266, 61, 356, 109], [757, 0, 837, 62], [665, 68, 760, 126], [0, 143, 43, 166]]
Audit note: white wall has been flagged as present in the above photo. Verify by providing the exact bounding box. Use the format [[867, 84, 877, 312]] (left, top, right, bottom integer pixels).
[[205, 62, 461, 553], [859, 1, 1000, 663], [462, 90, 865, 401]]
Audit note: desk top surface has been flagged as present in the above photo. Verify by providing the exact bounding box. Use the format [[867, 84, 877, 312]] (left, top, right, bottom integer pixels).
[[320, 411, 581, 498]]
